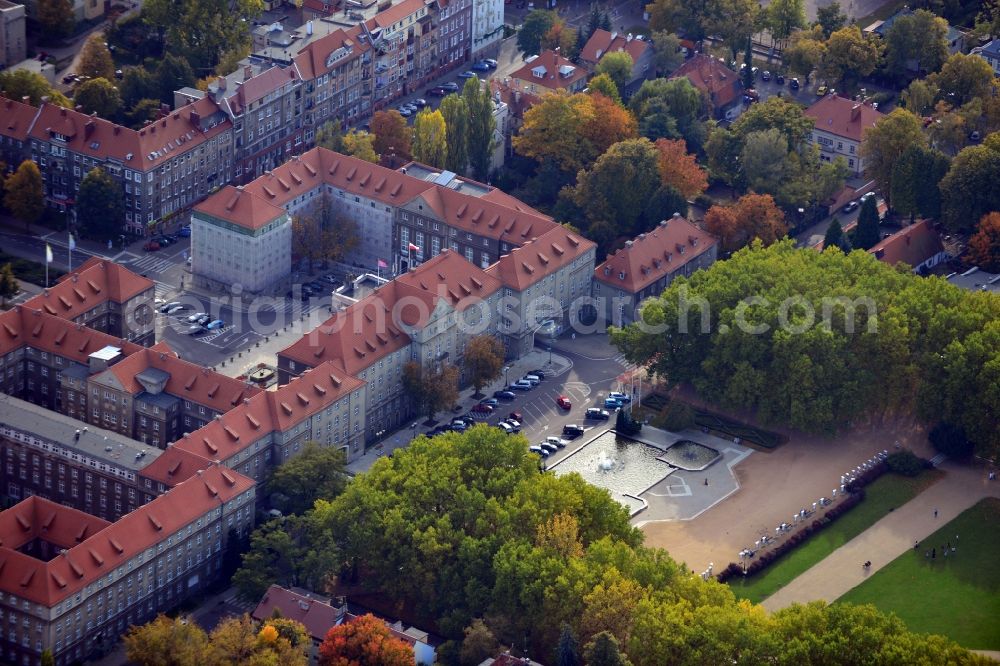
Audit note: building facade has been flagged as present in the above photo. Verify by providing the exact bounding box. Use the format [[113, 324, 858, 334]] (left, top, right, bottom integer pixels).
[[803, 95, 884, 175], [0, 0, 25, 69], [510, 51, 589, 96]]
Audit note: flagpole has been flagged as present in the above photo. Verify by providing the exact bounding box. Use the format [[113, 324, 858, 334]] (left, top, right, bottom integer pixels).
[[68, 233, 73, 273]]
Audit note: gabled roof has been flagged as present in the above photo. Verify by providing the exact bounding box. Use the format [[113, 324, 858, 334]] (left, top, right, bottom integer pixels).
[[593, 215, 716, 293], [0, 464, 253, 606], [25, 259, 154, 321], [0, 496, 111, 553], [868, 219, 945, 268], [976, 39, 1000, 59], [293, 24, 368, 80], [0, 95, 41, 141], [486, 226, 595, 292], [138, 446, 214, 488], [579, 29, 651, 66], [417, 183, 557, 244], [252, 585, 345, 641], [229, 66, 301, 115], [193, 185, 289, 231], [394, 249, 502, 310], [0, 306, 143, 363], [510, 50, 589, 91], [804, 95, 884, 143], [367, 0, 427, 30], [669, 54, 742, 110]]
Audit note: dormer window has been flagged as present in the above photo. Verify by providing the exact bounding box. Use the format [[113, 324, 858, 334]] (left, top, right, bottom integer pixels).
[[618, 271, 626, 280]]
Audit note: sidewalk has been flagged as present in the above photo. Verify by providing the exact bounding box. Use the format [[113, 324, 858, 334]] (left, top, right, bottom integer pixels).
[[346, 349, 572, 474], [761, 461, 1000, 611]]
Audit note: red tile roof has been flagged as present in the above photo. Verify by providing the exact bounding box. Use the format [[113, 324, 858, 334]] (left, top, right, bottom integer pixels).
[[485, 226, 595, 291], [252, 585, 344, 641], [26, 259, 154, 321], [95, 347, 261, 413], [367, 0, 428, 30], [228, 66, 301, 116], [193, 185, 289, 231], [594, 216, 717, 293], [0, 464, 253, 606], [670, 54, 742, 110], [511, 50, 589, 92], [138, 446, 214, 488], [868, 220, 945, 268], [489, 79, 541, 121], [394, 249, 502, 309], [804, 95, 884, 142], [293, 24, 368, 80], [0, 496, 111, 553], [579, 29, 651, 67], [0, 306, 144, 363], [0, 95, 40, 141]]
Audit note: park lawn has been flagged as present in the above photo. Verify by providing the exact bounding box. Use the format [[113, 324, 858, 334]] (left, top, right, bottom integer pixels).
[[728, 469, 942, 604], [837, 497, 1000, 650]]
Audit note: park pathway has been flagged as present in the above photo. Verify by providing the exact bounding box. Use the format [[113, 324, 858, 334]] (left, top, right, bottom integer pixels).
[[761, 461, 1000, 611]]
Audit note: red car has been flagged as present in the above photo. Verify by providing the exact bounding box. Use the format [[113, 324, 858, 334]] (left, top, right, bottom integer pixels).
[[556, 396, 571, 410], [508, 411, 522, 421], [143, 241, 160, 252], [471, 403, 494, 414]]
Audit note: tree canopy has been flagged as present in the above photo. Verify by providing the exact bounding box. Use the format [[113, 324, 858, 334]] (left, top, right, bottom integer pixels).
[[5, 160, 44, 231], [412, 108, 448, 169], [860, 108, 927, 209], [371, 110, 412, 161], [265, 442, 348, 516], [142, 0, 263, 73], [611, 240, 1000, 456], [0, 70, 71, 107], [318, 614, 415, 666], [77, 167, 125, 242], [968, 212, 1000, 272], [939, 137, 1000, 233]]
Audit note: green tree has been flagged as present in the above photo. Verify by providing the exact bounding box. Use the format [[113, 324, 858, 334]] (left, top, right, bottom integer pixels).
[[403, 361, 460, 421], [767, 0, 806, 46], [852, 195, 880, 249], [77, 168, 125, 242], [460, 619, 499, 666], [74, 78, 122, 119], [643, 185, 688, 228], [783, 27, 825, 83], [819, 25, 882, 86], [232, 514, 336, 601], [517, 10, 557, 56], [125, 99, 162, 130], [124, 614, 210, 666], [120, 66, 160, 109], [931, 52, 995, 106], [155, 54, 196, 105], [823, 217, 849, 252], [412, 108, 448, 168], [939, 142, 1000, 233], [630, 77, 706, 150], [5, 160, 44, 232], [890, 144, 950, 221], [575, 138, 662, 242], [860, 108, 927, 208], [39, 649, 54, 666], [37, 0, 73, 41], [316, 119, 346, 152], [440, 94, 469, 174], [142, 0, 264, 72], [742, 37, 754, 89], [0, 263, 18, 308], [650, 31, 682, 75], [883, 10, 948, 81], [215, 45, 250, 77], [78, 34, 115, 81], [555, 623, 582, 666], [815, 1, 846, 37], [584, 632, 631, 666], [265, 442, 347, 515], [462, 335, 505, 397], [587, 73, 621, 106], [596, 52, 634, 94], [464, 78, 496, 182], [0, 70, 71, 107], [901, 78, 936, 117]]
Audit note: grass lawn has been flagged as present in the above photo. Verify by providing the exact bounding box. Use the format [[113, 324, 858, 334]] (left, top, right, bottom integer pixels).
[[837, 498, 1000, 650], [728, 469, 942, 604]]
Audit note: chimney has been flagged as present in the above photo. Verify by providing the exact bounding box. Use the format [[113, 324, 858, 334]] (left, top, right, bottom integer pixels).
[[218, 76, 227, 92], [21, 96, 29, 105], [244, 65, 252, 80], [84, 120, 95, 139], [190, 110, 201, 126], [113, 126, 120, 135], [851, 104, 861, 120]]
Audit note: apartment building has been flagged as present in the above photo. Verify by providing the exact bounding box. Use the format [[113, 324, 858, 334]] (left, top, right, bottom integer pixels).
[[23, 258, 156, 346], [366, 0, 440, 105], [579, 30, 654, 96], [0, 0, 25, 69], [804, 95, 884, 175], [470, 0, 502, 58], [0, 393, 159, 521], [23, 97, 232, 235], [593, 215, 718, 326], [191, 184, 292, 294], [0, 464, 254, 666], [486, 226, 596, 357], [436, 0, 473, 72], [278, 250, 501, 440], [0, 97, 36, 171]]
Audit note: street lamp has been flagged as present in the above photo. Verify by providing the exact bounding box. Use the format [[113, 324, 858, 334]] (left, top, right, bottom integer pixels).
[[503, 365, 510, 386]]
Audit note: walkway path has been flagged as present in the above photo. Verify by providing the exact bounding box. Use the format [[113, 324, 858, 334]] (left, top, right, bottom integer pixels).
[[761, 461, 1000, 611]]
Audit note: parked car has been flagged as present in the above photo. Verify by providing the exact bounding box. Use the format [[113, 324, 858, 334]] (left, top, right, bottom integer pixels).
[[562, 424, 585, 439], [585, 408, 610, 420], [842, 200, 860, 213], [186, 312, 208, 323], [509, 380, 533, 391], [527, 369, 546, 380], [412, 98, 428, 108], [397, 106, 412, 117], [472, 61, 491, 72], [608, 392, 631, 403], [456, 415, 476, 426], [776, 73, 785, 85], [817, 83, 829, 95], [789, 77, 800, 90], [427, 86, 448, 96], [497, 422, 514, 434], [441, 81, 460, 92], [177, 226, 191, 237], [187, 324, 205, 335], [556, 395, 572, 410], [523, 374, 542, 384], [206, 319, 225, 330], [483, 58, 498, 68], [508, 411, 522, 421], [472, 403, 494, 414], [539, 442, 558, 454], [970, 130, 982, 141], [166, 305, 187, 315], [520, 375, 539, 386], [457, 71, 478, 79], [604, 397, 623, 409], [196, 314, 211, 325], [504, 419, 521, 431], [143, 241, 160, 252], [481, 397, 499, 407], [494, 390, 516, 400], [159, 301, 181, 313], [545, 436, 568, 448], [449, 420, 468, 432], [528, 445, 550, 458], [761, 70, 771, 81]]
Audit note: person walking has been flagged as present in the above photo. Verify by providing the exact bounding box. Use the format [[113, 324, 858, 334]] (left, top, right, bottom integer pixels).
[[934, 507, 938, 518]]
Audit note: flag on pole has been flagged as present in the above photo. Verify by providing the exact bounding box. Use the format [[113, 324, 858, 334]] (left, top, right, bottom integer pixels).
[[377, 258, 388, 269], [68, 233, 76, 251], [407, 243, 420, 252], [45, 244, 53, 264]]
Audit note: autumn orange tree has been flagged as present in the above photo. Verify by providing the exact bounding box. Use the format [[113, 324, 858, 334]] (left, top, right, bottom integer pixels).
[[704, 193, 788, 253], [318, 614, 415, 666], [371, 110, 412, 161], [968, 211, 1000, 272], [654, 138, 708, 199]]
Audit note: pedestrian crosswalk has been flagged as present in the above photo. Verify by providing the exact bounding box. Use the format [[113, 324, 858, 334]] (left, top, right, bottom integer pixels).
[[125, 254, 179, 275], [613, 353, 637, 371]]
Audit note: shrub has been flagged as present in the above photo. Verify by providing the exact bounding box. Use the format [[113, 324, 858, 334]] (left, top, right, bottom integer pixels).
[[657, 400, 695, 432], [928, 421, 974, 460], [886, 450, 923, 477]]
